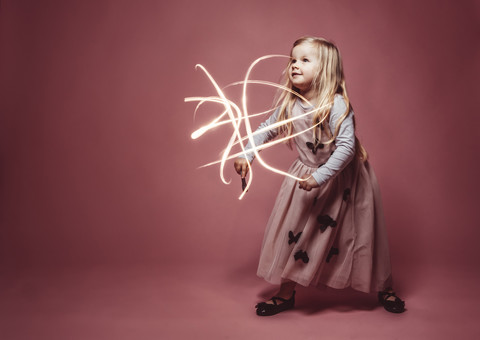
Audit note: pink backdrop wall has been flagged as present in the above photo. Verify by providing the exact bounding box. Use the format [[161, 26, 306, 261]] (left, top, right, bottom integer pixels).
[[1, 0, 479, 284]]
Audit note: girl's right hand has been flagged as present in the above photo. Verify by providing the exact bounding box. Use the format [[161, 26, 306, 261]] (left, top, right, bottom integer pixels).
[[234, 157, 250, 178]]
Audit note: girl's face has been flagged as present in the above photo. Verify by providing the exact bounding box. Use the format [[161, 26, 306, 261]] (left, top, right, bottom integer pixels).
[[289, 42, 320, 96]]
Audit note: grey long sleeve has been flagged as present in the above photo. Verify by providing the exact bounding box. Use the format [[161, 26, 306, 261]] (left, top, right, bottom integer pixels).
[[240, 96, 356, 186], [240, 109, 280, 162], [311, 96, 356, 186]]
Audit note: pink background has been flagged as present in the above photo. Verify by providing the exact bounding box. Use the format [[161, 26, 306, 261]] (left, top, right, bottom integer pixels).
[[1, 0, 479, 339]]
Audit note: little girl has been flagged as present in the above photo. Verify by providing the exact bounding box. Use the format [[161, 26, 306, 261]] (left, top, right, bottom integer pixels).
[[234, 36, 405, 316]]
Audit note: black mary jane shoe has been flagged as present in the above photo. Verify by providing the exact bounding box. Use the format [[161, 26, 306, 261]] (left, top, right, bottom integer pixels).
[[378, 290, 406, 313], [255, 291, 296, 316]]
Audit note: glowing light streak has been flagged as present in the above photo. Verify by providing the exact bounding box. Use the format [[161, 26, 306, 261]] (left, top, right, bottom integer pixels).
[[185, 55, 332, 199], [187, 96, 277, 140]]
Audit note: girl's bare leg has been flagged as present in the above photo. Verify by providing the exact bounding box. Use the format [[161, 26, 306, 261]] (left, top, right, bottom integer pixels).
[[264, 279, 296, 304]]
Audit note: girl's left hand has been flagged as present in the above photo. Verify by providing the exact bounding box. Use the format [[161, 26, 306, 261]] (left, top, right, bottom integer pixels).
[[298, 174, 319, 191]]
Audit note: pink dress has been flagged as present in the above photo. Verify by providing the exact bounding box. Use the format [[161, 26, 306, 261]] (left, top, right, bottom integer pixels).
[[249, 96, 392, 293]]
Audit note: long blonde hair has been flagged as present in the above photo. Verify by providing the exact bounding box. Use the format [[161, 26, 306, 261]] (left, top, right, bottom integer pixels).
[[274, 36, 368, 161]]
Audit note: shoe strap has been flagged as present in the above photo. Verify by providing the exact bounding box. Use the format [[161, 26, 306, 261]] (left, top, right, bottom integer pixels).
[[380, 290, 396, 298], [270, 291, 295, 305], [381, 291, 404, 304], [271, 296, 287, 305]]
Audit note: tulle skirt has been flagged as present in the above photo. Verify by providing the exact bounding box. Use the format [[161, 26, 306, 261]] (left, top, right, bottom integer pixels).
[[256, 157, 393, 293]]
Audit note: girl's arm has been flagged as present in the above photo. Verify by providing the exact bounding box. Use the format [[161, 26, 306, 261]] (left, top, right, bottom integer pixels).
[[239, 109, 281, 162], [310, 95, 356, 186], [234, 109, 280, 178]]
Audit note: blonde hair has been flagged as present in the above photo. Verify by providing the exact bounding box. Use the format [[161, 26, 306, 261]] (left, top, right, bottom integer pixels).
[[274, 36, 368, 161]]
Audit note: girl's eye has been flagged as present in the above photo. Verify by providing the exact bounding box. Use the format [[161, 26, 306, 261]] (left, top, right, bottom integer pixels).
[[292, 59, 297, 63], [303, 58, 309, 62]]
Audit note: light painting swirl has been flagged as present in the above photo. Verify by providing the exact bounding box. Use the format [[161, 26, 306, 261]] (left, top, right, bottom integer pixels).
[[185, 55, 331, 200]]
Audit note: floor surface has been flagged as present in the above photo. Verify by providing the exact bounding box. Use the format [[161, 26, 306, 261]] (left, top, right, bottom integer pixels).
[[0, 263, 478, 340]]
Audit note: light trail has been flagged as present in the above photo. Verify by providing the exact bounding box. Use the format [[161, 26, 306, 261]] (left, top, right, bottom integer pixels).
[[185, 55, 331, 199]]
